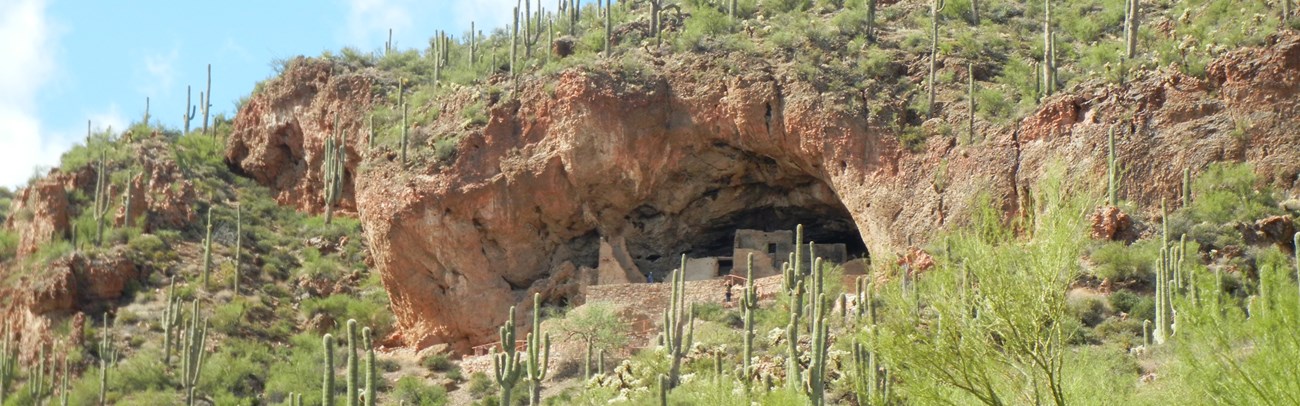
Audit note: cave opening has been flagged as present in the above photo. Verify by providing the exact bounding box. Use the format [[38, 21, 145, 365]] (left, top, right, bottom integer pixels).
[[620, 165, 869, 280]]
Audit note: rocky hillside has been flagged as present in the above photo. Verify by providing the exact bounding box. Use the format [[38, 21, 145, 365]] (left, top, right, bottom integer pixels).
[[230, 9, 1300, 353]]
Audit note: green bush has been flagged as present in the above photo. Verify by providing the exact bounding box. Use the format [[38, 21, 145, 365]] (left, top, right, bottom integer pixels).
[[675, 6, 735, 52], [0, 229, 16, 262], [392, 376, 449, 406], [421, 353, 453, 372], [264, 333, 325, 405], [1088, 240, 1159, 282], [111, 348, 172, 393], [1067, 295, 1110, 327], [765, 0, 811, 15], [467, 371, 496, 399], [1189, 162, 1280, 225], [300, 294, 395, 338]]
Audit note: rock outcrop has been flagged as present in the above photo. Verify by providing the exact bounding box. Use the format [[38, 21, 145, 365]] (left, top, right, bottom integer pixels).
[[4, 173, 70, 258], [228, 33, 1300, 353], [225, 56, 376, 214]]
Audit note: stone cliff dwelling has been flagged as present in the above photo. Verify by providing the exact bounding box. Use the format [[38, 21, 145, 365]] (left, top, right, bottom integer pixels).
[[593, 225, 868, 287]]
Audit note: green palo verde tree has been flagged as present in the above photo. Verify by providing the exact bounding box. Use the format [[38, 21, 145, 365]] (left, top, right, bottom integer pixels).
[[554, 300, 625, 380], [875, 167, 1084, 405]]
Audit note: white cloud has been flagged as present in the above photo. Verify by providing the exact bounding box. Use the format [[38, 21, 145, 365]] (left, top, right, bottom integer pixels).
[[341, 0, 520, 52], [0, 0, 61, 188], [139, 47, 179, 98], [88, 104, 128, 135], [344, 0, 415, 49], [451, 0, 518, 35]]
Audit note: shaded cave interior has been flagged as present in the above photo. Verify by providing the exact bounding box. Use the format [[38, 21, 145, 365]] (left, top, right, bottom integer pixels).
[[554, 143, 870, 285]]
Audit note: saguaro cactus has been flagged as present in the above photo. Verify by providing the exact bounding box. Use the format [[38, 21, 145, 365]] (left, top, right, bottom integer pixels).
[[658, 374, 669, 406], [604, 0, 613, 57], [182, 300, 208, 406], [852, 341, 890, 405], [1182, 168, 1191, 207], [968, 63, 977, 143], [202, 206, 213, 289], [202, 64, 212, 136], [470, 22, 477, 65], [91, 144, 109, 247], [807, 291, 830, 406], [346, 320, 360, 406], [233, 203, 242, 294], [400, 103, 409, 166], [183, 85, 197, 134], [740, 253, 758, 385], [60, 356, 68, 406], [510, 7, 519, 77], [1106, 126, 1121, 207], [1153, 202, 1178, 344], [161, 279, 183, 365], [866, 0, 878, 41], [0, 326, 15, 405], [493, 305, 523, 406], [525, 294, 551, 406], [323, 113, 345, 225], [663, 255, 695, 389], [323, 334, 336, 406], [1043, 0, 1057, 96], [928, 0, 946, 118], [785, 270, 804, 391], [99, 314, 117, 405], [363, 327, 376, 406], [1124, 0, 1140, 58]]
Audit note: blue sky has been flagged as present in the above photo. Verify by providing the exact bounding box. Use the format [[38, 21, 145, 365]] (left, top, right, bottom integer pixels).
[[0, 0, 539, 188]]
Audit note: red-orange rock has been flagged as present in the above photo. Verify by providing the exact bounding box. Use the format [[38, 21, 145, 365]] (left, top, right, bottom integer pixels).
[[4, 172, 70, 258], [1090, 206, 1133, 241]]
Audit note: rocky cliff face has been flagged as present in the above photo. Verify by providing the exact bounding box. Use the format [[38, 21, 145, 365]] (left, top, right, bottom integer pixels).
[[227, 33, 1300, 353], [225, 57, 376, 214]]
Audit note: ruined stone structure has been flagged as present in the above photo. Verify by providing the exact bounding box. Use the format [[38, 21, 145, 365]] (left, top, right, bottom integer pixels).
[[678, 228, 849, 281]]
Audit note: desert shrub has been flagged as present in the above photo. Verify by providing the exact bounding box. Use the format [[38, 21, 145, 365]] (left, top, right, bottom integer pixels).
[[765, 0, 811, 15], [300, 294, 395, 338], [1107, 289, 1140, 314], [1189, 162, 1280, 225], [392, 376, 449, 406], [263, 333, 325, 405], [1094, 316, 1143, 345], [198, 340, 272, 400], [421, 353, 453, 372], [468, 371, 496, 399], [1068, 295, 1110, 327], [676, 6, 735, 52], [445, 366, 464, 382], [127, 233, 175, 266], [111, 348, 172, 393], [0, 229, 16, 261], [1088, 240, 1159, 282]]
